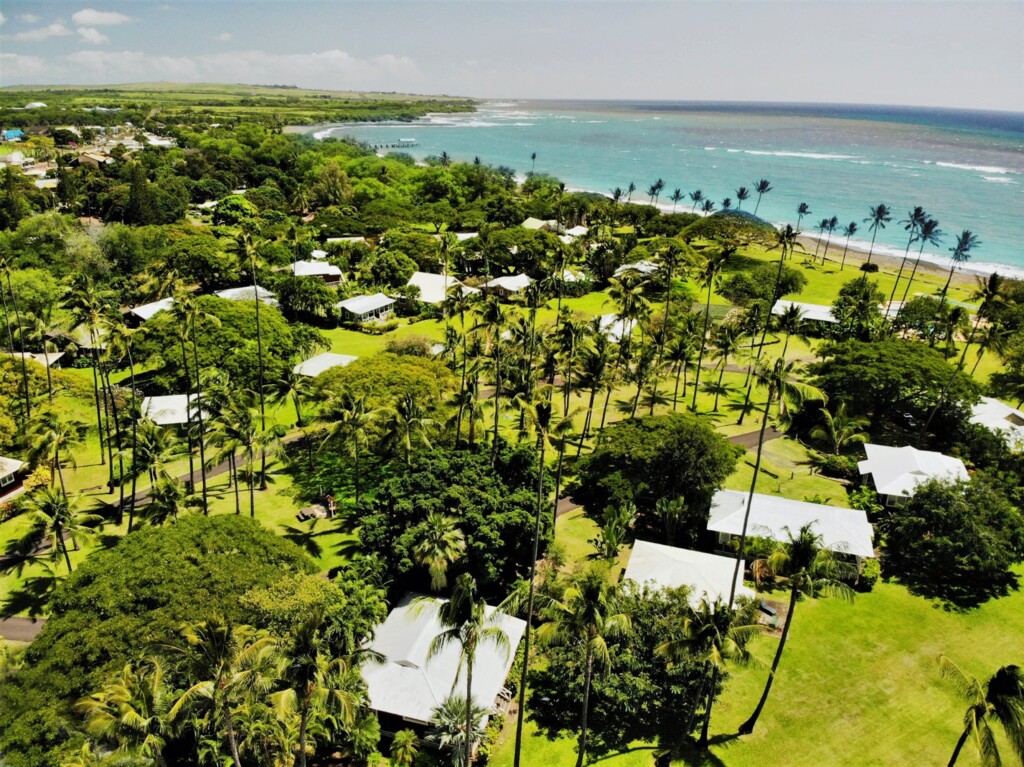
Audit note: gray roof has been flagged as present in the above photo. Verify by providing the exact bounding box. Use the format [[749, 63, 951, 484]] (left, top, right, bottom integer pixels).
[[336, 293, 396, 315], [624, 540, 755, 607], [215, 284, 277, 304], [363, 593, 525, 725], [708, 489, 875, 558]]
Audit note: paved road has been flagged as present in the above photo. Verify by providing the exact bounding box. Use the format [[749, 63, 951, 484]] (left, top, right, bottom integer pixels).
[[0, 616, 46, 642], [729, 427, 784, 448]]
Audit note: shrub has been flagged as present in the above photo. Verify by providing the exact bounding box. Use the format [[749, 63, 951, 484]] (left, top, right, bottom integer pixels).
[[859, 262, 879, 273], [814, 453, 860, 481], [857, 557, 881, 592]]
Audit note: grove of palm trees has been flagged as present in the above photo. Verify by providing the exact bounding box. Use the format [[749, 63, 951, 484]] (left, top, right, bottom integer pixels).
[[0, 102, 1022, 767]]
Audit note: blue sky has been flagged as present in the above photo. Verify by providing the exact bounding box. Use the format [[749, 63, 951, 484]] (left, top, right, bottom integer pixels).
[[1, 1, 1021, 112]]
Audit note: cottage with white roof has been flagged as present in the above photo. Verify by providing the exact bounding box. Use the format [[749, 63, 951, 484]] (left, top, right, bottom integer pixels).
[[336, 293, 396, 322], [406, 271, 480, 305], [624, 540, 756, 607], [215, 285, 278, 306], [142, 394, 201, 426], [970, 397, 1024, 451], [129, 297, 174, 322], [483, 273, 533, 297], [857, 444, 968, 507], [292, 260, 344, 284], [598, 313, 636, 343], [293, 352, 358, 378], [0, 456, 26, 493], [362, 593, 525, 727], [614, 260, 660, 277], [771, 300, 837, 325], [708, 489, 875, 558]]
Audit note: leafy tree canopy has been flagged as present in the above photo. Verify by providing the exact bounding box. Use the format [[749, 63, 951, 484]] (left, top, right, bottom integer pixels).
[[317, 352, 456, 411], [719, 262, 807, 307], [681, 210, 776, 245]]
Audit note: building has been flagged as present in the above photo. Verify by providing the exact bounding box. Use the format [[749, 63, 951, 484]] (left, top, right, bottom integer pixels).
[[708, 489, 876, 558], [564, 225, 589, 238], [293, 352, 358, 378], [0, 456, 26, 493], [970, 397, 1024, 450], [857, 444, 969, 507], [597, 313, 636, 343], [1, 129, 25, 142], [129, 297, 174, 323], [325, 236, 367, 245], [521, 217, 558, 231], [482, 273, 533, 297], [292, 260, 344, 285], [142, 394, 201, 426], [771, 300, 838, 325], [362, 593, 525, 728], [624, 540, 756, 607], [336, 293, 396, 322], [614, 260, 659, 277], [406, 271, 479, 305], [214, 285, 278, 306]]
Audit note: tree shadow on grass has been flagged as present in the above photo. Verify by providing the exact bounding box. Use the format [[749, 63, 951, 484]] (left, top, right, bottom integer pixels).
[[1, 565, 63, 619]]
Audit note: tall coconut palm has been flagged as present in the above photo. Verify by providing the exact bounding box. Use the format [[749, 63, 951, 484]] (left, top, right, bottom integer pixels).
[[708, 325, 744, 411], [862, 203, 893, 273], [776, 303, 807, 358], [701, 199, 716, 215], [938, 229, 981, 315], [208, 391, 261, 518], [812, 218, 830, 260], [413, 512, 467, 592], [669, 188, 683, 212], [691, 246, 734, 411], [145, 476, 187, 526], [530, 152, 537, 175], [655, 241, 690, 365], [795, 202, 811, 232], [657, 598, 762, 748], [737, 524, 855, 734], [887, 207, 928, 312], [895, 217, 943, 327], [809, 402, 869, 455], [472, 295, 508, 457], [574, 337, 615, 447], [626, 181, 636, 203], [67, 278, 116, 469], [23, 298, 66, 404], [234, 232, 269, 488], [752, 179, 773, 216], [424, 574, 511, 767], [938, 656, 1024, 767], [537, 567, 630, 767], [969, 320, 1010, 377], [26, 408, 85, 495], [133, 420, 181, 485], [165, 618, 278, 767], [689, 189, 705, 212], [267, 369, 311, 428], [0, 254, 32, 418], [957, 273, 1004, 373], [23, 487, 99, 573], [444, 286, 479, 441], [838, 221, 858, 271], [665, 332, 697, 411], [735, 187, 750, 210], [647, 178, 665, 206], [106, 320, 147, 531], [317, 391, 378, 506], [380, 393, 435, 464], [819, 216, 839, 265]]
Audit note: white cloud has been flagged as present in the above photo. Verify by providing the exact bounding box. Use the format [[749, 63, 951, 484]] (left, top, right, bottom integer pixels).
[[12, 22, 72, 41], [0, 52, 50, 79], [71, 9, 133, 26], [77, 26, 109, 45], [216, 32, 233, 42], [19, 13, 41, 23], [0, 12, 6, 26]]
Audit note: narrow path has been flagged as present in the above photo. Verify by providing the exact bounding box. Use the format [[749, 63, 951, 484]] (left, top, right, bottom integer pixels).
[[0, 616, 46, 642], [728, 426, 784, 448], [556, 495, 582, 517]]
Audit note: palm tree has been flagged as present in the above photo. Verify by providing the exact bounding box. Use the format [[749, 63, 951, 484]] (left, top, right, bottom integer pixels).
[[887, 207, 928, 312], [380, 393, 435, 464], [530, 152, 537, 175], [647, 178, 665, 206], [957, 273, 1005, 373], [656, 598, 762, 748], [938, 656, 1024, 767], [267, 369, 311, 427], [106, 320, 148, 530], [862, 203, 893, 272], [735, 186, 750, 210], [692, 246, 734, 411], [208, 391, 261, 518], [413, 512, 467, 592], [67, 277, 116, 469], [145, 476, 187, 526], [708, 325, 744, 411], [429, 695, 489, 767], [423, 574, 511, 767], [795, 202, 811, 232], [390, 729, 420, 766], [537, 567, 630, 767], [23, 487, 99, 573], [938, 229, 981, 315], [895, 217, 944, 327], [0, 254, 31, 419], [752, 179, 772, 215], [689, 189, 705, 212], [272, 612, 362, 767], [472, 295, 508, 456], [26, 408, 85, 495], [317, 391, 378, 506], [23, 298, 66, 404], [665, 332, 697, 411], [574, 337, 615, 448], [165, 618, 278, 767], [234, 231, 269, 488], [669, 188, 683, 212], [969, 320, 1010, 377], [838, 221, 858, 271], [738, 524, 854, 735], [655, 241, 689, 364], [701, 199, 716, 215], [812, 218, 829, 260], [75, 659, 172, 765], [809, 402, 869, 455], [626, 182, 636, 203], [776, 304, 807, 358], [819, 216, 839, 265]]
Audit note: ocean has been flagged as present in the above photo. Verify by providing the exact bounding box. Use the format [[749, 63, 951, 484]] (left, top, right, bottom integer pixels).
[[313, 100, 1024, 277]]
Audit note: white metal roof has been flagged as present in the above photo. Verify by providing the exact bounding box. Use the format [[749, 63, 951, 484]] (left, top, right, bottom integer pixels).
[[292, 260, 343, 278], [325, 236, 367, 244], [406, 272, 479, 304], [363, 593, 525, 725], [0, 456, 25, 478], [453, 232, 479, 242], [142, 394, 200, 426], [293, 352, 358, 377], [521, 217, 557, 230], [130, 297, 174, 321], [771, 300, 837, 324], [970, 397, 1024, 450], [858, 444, 969, 499], [310, 249, 328, 260], [708, 489, 876, 558], [336, 293, 396, 315], [598, 313, 635, 342], [565, 225, 589, 237], [484, 274, 533, 293], [215, 284, 277, 304], [614, 260, 659, 277], [625, 540, 755, 607]]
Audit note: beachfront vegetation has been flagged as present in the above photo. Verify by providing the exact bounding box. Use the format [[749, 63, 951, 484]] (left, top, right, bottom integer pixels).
[[0, 86, 1022, 767]]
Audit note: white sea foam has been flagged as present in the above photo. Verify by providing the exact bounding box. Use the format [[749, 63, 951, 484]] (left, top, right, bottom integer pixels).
[[982, 176, 1016, 184], [704, 147, 717, 151], [936, 162, 1015, 175], [743, 150, 861, 161]]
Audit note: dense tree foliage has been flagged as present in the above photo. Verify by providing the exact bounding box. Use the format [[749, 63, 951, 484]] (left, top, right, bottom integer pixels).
[[316, 352, 456, 411]]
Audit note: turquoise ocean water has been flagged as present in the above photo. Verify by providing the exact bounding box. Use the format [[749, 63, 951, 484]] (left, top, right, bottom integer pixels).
[[318, 101, 1024, 277]]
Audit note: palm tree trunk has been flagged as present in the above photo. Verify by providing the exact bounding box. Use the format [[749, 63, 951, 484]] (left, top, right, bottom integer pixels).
[[42, 344, 53, 403], [692, 284, 713, 411], [298, 698, 310, 767], [947, 727, 970, 767], [577, 388, 597, 457], [223, 701, 244, 767], [575, 647, 595, 767], [248, 451, 256, 518], [887, 235, 916, 313], [253, 263, 269, 491], [231, 455, 241, 514], [598, 386, 613, 442], [713, 360, 727, 411], [104, 367, 126, 522], [738, 580, 798, 735], [3, 271, 32, 419], [127, 349, 139, 534], [739, 255, 785, 424], [697, 665, 720, 749], [189, 319, 209, 513], [57, 523, 73, 573], [465, 653, 475, 767], [354, 447, 361, 507], [492, 345, 502, 459], [840, 236, 851, 271], [896, 241, 929, 333], [89, 344, 105, 464]]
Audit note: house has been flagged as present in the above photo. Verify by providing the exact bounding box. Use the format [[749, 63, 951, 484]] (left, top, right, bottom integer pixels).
[[362, 593, 525, 727], [24, 102, 47, 109], [2, 351, 66, 368], [292, 260, 344, 284], [142, 394, 201, 426], [521, 217, 558, 231], [0, 456, 26, 493], [614, 260, 659, 277], [482, 273, 533, 297], [597, 313, 636, 343], [76, 151, 114, 168], [565, 225, 589, 238], [325, 236, 367, 245], [336, 293, 396, 322], [707, 489, 876, 558], [624, 540, 756, 607], [771, 300, 838, 325], [214, 285, 278, 306], [129, 297, 175, 323], [1, 129, 25, 142], [857, 444, 969, 507], [970, 397, 1024, 451], [310, 249, 328, 260], [293, 352, 358, 378], [406, 271, 479, 305]]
